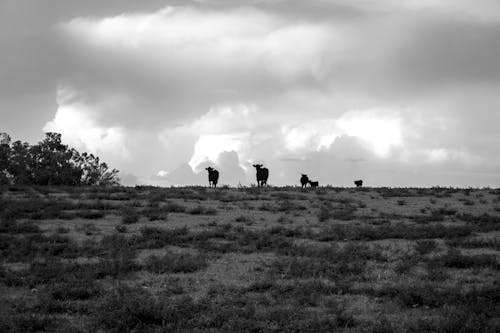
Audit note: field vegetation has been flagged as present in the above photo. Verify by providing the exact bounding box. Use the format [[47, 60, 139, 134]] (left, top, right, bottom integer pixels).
[[1, 185, 499, 332]]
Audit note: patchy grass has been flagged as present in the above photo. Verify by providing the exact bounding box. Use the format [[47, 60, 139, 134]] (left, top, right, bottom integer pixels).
[[1, 185, 499, 332]]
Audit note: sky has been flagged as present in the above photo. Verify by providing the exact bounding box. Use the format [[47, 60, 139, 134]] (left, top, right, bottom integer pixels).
[[1, 0, 500, 187]]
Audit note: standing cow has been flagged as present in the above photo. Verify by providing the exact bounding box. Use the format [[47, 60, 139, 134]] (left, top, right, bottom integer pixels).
[[252, 164, 269, 187], [205, 167, 219, 188], [354, 180, 363, 187], [300, 174, 309, 188]]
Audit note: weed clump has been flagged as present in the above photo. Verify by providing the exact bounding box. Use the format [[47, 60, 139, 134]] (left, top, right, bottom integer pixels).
[[144, 251, 208, 273], [121, 207, 139, 224], [188, 205, 217, 215]]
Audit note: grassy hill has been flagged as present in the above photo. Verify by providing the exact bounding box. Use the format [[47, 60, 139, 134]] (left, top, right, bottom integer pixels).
[[1, 185, 499, 332]]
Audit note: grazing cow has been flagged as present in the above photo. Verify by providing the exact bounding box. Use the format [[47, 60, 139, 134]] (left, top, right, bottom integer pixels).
[[308, 180, 319, 188], [252, 164, 269, 187], [300, 174, 309, 188], [354, 180, 363, 187], [205, 167, 219, 188]]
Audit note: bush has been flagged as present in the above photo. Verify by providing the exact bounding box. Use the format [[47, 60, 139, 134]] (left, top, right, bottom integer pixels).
[[143, 207, 168, 221], [235, 215, 252, 223], [77, 210, 105, 219], [137, 226, 190, 248], [415, 239, 438, 255], [0, 219, 40, 234], [93, 285, 198, 332], [163, 202, 187, 213], [188, 205, 217, 215], [144, 251, 207, 273], [121, 208, 139, 224], [115, 225, 127, 233], [46, 279, 102, 301], [437, 248, 499, 269]]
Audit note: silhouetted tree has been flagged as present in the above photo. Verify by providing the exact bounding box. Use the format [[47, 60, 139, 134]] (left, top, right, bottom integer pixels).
[[29, 133, 82, 185], [0, 133, 11, 184], [0, 132, 120, 186], [8, 140, 32, 184], [75, 152, 120, 186]]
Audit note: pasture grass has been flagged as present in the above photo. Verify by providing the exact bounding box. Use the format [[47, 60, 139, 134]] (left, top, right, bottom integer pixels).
[[0, 185, 499, 332]]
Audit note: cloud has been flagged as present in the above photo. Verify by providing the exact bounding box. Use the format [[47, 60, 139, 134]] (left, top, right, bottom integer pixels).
[[3, 1, 500, 186], [43, 86, 129, 159]]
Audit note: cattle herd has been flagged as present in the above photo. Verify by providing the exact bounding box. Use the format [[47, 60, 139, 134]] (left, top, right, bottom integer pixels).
[[204, 165, 363, 188]]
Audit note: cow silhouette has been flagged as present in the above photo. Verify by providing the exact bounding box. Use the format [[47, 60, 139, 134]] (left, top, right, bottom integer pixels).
[[300, 174, 309, 188], [354, 180, 363, 187], [205, 167, 219, 188], [308, 180, 319, 188], [252, 164, 269, 187]]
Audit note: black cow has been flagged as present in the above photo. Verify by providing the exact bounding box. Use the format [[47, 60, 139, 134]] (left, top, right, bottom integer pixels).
[[308, 180, 319, 188], [300, 174, 309, 188], [252, 164, 269, 187], [205, 167, 219, 188], [354, 180, 363, 187]]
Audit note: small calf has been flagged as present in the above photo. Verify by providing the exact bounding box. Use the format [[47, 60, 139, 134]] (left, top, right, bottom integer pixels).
[[354, 180, 363, 187], [308, 180, 319, 188]]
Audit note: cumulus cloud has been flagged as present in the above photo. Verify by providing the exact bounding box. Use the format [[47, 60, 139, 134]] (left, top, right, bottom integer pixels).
[[2, 1, 500, 186], [43, 86, 129, 159]]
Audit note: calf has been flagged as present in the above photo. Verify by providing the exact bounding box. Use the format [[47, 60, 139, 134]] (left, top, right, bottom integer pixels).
[[308, 180, 319, 188], [205, 167, 219, 188]]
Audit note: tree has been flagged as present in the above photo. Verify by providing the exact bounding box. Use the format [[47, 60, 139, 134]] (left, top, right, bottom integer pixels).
[[29, 133, 82, 185], [0, 132, 120, 186], [75, 152, 120, 186], [0, 133, 11, 184]]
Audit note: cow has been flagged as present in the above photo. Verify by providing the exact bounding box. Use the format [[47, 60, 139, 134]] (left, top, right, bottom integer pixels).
[[308, 180, 319, 188], [205, 167, 219, 188], [354, 180, 363, 187], [252, 164, 269, 187], [300, 174, 309, 188]]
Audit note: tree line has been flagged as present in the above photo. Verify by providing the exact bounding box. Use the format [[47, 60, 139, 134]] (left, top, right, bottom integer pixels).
[[0, 132, 120, 186]]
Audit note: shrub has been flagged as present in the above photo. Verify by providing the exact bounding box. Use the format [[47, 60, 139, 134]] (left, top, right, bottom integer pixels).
[[163, 202, 187, 213], [137, 226, 190, 248], [76, 210, 105, 219], [143, 207, 168, 221], [93, 285, 198, 332], [121, 207, 139, 224], [55, 226, 69, 234], [331, 203, 357, 220], [317, 204, 332, 222], [235, 215, 252, 223], [437, 248, 499, 269], [415, 239, 438, 255], [115, 225, 127, 233], [269, 256, 364, 280], [188, 205, 217, 215], [0, 219, 40, 234], [144, 251, 207, 273], [46, 279, 102, 301], [76, 222, 99, 235]]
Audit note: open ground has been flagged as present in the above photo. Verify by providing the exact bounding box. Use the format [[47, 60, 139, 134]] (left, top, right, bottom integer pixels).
[[1, 185, 499, 332]]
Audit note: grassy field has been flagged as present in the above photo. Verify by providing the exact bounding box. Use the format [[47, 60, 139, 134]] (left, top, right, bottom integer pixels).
[[1, 185, 499, 332]]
